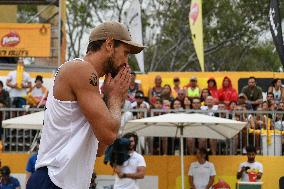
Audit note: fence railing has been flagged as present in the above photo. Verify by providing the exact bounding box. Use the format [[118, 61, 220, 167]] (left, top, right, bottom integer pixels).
[[0, 108, 283, 156]]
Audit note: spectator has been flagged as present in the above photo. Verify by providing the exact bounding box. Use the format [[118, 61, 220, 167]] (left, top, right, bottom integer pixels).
[[0, 80, 10, 108], [200, 88, 210, 106], [185, 76, 200, 99], [183, 96, 191, 110], [207, 77, 219, 103], [201, 96, 218, 116], [278, 101, 284, 110], [172, 99, 183, 111], [172, 77, 181, 98], [237, 146, 263, 181], [0, 166, 20, 189], [26, 140, 39, 184], [241, 76, 263, 110], [128, 71, 142, 103], [114, 133, 146, 189], [266, 92, 274, 102], [162, 99, 171, 113], [188, 148, 216, 189], [6, 58, 31, 108], [261, 101, 269, 111], [148, 75, 163, 100], [238, 93, 253, 110], [215, 102, 227, 118], [192, 97, 201, 110], [160, 84, 174, 102], [268, 78, 284, 104], [131, 91, 150, 110], [27, 75, 48, 108], [176, 89, 186, 103], [218, 76, 238, 109], [229, 101, 237, 111], [274, 108, 284, 131]]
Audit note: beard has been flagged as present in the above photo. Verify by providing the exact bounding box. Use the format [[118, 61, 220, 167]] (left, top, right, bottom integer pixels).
[[106, 56, 119, 78]]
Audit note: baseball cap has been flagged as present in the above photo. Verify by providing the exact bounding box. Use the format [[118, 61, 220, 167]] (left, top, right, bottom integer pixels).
[[89, 21, 145, 54], [190, 76, 197, 81]]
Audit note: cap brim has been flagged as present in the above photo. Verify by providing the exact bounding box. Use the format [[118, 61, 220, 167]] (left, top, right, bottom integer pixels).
[[120, 40, 145, 54]]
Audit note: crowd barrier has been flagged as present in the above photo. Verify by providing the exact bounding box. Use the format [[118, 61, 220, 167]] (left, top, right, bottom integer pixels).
[[0, 108, 283, 156]]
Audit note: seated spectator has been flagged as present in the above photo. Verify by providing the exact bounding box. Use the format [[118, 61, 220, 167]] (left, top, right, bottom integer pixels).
[[200, 88, 210, 106], [161, 84, 174, 102], [0, 80, 10, 108], [268, 78, 284, 104], [207, 77, 219, 102], [237, 146, 263, 181], [261, 101, 269, 111], [266, 92, 274, 102], [269, 99, 277, 111], [229, 101, 237, 111], [162, 99, 171, 112], [152, 97, 163, 116], [0, 166, 20, 189], [172, 77, 181, 98], [27, 75, 48, 108], [278, 101, 284, 110], [215, 102, 227, 118], [128, 71, 142, 103], [238, 93, 253, 110], [176, 89, 186, 103], [274, 108, 284, 131], [148, 75, 163, 100], [131, 91, 150, 110], [172, 99, 183, 111], [218, 76, 238, 109], [192, 97, 201, 110], [201, 96, 218, 116], [184, 76, 200, 99], [241, 76, 263, 110], [6, 58, 32, 108], [183, 96, 191, 110]]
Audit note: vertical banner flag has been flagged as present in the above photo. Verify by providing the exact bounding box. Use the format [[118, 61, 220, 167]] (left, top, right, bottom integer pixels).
[[60, 0, 67, 64], [189, 0, 204, 71], [269, 0, 284, 67], [126, 0, 144, 73]]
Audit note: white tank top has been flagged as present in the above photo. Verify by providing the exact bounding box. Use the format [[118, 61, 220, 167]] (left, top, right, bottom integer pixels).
[[36, 60, 99, 189]]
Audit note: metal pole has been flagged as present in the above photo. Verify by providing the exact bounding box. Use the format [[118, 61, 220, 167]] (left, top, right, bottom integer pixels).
[[180, 125, 185, 189], [58, 0, 61, 67]]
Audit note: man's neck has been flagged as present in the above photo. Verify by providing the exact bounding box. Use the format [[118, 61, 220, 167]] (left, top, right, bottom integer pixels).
[[83, 53, 108, 77]]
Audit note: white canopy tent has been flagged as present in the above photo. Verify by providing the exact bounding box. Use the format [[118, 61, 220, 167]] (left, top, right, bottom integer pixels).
[[124, 113, 247, 189], [2, 111, 44, 130]]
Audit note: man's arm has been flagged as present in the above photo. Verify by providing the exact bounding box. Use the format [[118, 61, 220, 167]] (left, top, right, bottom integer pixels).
[[73, 65, 130, 145], [123, 166, 146, 179], [237, 166, 246, 179], [206, 176, 215, 189], [188, 176, 196, 189]]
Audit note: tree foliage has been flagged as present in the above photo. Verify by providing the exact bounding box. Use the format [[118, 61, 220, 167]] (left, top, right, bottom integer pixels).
[[66, 0, 283, 72]]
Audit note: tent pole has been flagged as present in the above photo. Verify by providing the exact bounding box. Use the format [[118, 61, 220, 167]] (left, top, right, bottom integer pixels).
[[180, 125, 185, 189]]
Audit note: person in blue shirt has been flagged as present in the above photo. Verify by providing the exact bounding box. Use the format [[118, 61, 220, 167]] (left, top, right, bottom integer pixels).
[[0, 166, 20, 189], [25, 153, 37, 184]]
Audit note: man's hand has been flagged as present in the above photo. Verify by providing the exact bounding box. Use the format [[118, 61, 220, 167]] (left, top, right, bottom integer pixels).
[[103, 66, 131, 107]]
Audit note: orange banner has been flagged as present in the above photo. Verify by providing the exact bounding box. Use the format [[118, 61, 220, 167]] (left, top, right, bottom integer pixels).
[[0, 23, 51, 57]]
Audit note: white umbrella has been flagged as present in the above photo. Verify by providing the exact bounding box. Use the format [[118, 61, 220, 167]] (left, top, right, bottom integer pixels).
[[2, 111, 44, 130], [124, 113, 247, 189]]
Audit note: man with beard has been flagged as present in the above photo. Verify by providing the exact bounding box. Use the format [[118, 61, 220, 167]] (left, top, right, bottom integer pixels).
[[27, 21, 144, 189], [237, 146, 263, 182], [114, 133, 146, 189]]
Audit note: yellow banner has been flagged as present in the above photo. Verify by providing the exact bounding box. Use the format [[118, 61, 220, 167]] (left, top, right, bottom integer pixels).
[[0, 23, 51, 57], [189, 0, 204, 71]]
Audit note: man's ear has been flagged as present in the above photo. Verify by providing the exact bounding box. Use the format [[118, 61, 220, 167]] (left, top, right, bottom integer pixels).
[[105, 37, 114, 52]]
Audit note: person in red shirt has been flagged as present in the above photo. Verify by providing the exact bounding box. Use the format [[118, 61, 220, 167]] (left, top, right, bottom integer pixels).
[[218, 76, 238, 109], [207, 77, 218, 103]]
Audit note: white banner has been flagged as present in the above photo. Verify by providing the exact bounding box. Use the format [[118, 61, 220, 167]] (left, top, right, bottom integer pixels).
[[126, 0, 144, 73]]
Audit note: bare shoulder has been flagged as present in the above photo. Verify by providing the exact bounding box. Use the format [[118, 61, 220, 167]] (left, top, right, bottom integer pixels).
[[53, 60, 99, 101]]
